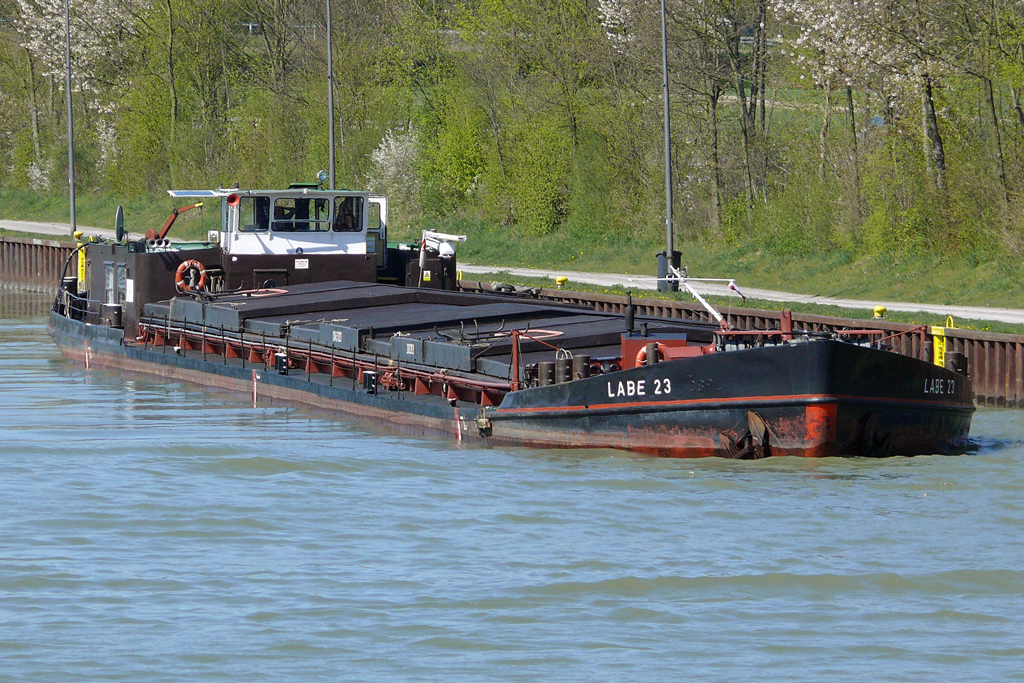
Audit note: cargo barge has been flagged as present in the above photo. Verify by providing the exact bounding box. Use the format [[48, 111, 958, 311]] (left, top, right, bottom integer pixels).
[[48, 185, 975, 458]]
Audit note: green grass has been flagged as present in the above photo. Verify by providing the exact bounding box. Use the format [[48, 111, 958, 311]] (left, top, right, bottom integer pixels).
[[461, 273, 1024, 336], [0, 190, 217, 241], [0, 227, 75, 242], [432, 215, 1024, 311]]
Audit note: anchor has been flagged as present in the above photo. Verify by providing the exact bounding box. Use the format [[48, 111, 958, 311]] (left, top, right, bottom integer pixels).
[[719, 411, 773, 459]]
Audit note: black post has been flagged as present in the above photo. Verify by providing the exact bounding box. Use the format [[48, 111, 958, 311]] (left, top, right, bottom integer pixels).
[[656, 250, 681, 292], [625, 292, 635, 334]]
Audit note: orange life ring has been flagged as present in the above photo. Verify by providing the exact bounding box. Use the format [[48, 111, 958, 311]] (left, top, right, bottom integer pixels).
[[635, 342, 668, 366], [175, 259, 208, 292]]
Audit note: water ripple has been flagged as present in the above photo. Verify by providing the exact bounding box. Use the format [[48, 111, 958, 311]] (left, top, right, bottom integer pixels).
[[1, 305, 1023, 682]]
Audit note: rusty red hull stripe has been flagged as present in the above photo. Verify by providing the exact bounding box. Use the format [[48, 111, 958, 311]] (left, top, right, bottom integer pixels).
[[495, 393, 972, 414]]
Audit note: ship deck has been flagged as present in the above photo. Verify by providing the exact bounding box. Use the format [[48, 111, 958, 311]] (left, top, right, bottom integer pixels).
[[139, 280, 720, 385]]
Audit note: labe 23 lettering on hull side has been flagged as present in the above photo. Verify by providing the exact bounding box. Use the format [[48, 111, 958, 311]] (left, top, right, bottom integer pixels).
[[607, 378, 672, 398], [924, 377, 956, 395]]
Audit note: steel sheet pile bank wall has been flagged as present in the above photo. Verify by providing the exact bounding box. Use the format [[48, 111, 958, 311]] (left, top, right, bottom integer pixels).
[[0, 236, 75, 292], [459, 281, 1024, 408]]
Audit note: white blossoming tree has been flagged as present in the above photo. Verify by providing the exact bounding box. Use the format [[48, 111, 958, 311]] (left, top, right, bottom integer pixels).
[[777, 0, 956, 196], [367, 129, 421, 226], [12, 0, 135, 188]]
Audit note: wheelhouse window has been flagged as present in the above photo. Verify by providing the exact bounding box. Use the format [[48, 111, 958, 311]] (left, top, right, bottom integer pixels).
[[272, 197, 330, 232], [238, 196, 270, 232], [105, 263, 115, 304], [368, 201, 381, 231], [333, 196, 364, 232], [104, 263, 126, 304]]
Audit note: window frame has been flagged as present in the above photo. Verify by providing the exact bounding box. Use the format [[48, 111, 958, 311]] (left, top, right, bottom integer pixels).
[[332, 196, 364, 233], [271, 197, 331, 233], [237, 196, 270, 233]]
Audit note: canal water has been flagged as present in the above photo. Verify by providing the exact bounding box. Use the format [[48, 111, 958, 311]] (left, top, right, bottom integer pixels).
[[1, 290, 1022, 681]]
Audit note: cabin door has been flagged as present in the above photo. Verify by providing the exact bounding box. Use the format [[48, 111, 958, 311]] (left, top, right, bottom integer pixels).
[[368, 196, 388, 268]]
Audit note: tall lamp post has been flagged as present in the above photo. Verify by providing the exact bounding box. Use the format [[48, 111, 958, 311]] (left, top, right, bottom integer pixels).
[[65, 0, 76, 235], [325, 0, 336, 189], [656, 0, 679, 292]]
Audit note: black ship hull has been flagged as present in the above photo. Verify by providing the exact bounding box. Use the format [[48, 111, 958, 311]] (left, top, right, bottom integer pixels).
[[490, 340, 974, 457], [48, 310, 974, 458]]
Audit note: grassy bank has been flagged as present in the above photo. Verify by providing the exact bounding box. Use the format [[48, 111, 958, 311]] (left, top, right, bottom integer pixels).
[[5, 189, 1024, 313], [0, 227, 75, 242], [420, 215, 1024, 311], [0, 190, 217, 241]]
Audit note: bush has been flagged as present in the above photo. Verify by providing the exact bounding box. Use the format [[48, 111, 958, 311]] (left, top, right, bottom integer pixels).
[[752, 170, 839, 255], [499, 113, 572, 236], [863, 206, 930, 257], [417, 86, 486, 217]]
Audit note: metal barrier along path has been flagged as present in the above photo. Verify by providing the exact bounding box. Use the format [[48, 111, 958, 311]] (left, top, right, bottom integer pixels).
[[0, 235, 76, 292], [460, 280, 1024, 407]]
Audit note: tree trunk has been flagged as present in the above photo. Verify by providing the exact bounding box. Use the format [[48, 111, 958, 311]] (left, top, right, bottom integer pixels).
[[736, 77, 755, 218], [981, 77, 1013, 251], [756, 0, 768, 134], [983, 77, 1009, 209], [726, 20, 756, 211], [847, 86, 862, 221], [256, 0, 288, 90], [729, 28, 756, 216], [739, 113, 755, 218], [166, 0, 178, 185], [24, 50, 40, 163], [1012, 86, 1024, 134], [819, 80, 831, 181], [223, 41, 230, 114], [921, 74, 946, 194], [709, 94, 722, 232], [274, 0, 286, 89], [337, 114, 345, 175]]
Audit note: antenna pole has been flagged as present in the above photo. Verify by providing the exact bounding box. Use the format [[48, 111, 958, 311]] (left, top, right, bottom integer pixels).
[[325, 0, 336, 190]]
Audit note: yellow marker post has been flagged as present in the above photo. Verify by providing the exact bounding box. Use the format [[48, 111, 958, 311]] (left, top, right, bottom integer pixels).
[[75, 231, 86, 292], [932, 316, 955, 368], [932, 326, 946, 368]]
